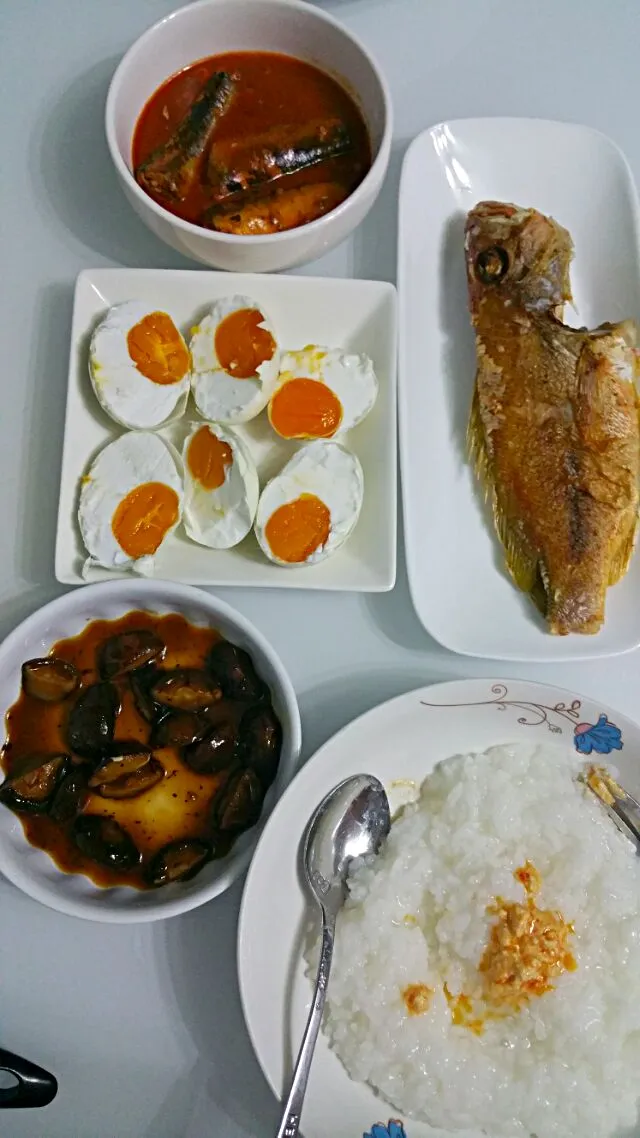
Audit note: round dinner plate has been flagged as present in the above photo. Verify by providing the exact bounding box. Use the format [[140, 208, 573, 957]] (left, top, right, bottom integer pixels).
[[238, 678, 640, 1138]]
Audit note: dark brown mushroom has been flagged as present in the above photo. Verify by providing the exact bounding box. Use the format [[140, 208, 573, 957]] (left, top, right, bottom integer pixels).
[[151, 711, 210, 749], [73, 815, 140, 870], [146, 838, 211, 886], [67, 682, 120, 759], [130, 665, 163, 724], [150, 669, 222, 712], [239, 704, 282, 788], [94, 758, 164, 800], [0, 753, 69, 813], [183, 720, 238, 774], [88, 743, 152, 787], [207, 640, 264, 702], [200, 698, 239, 728], [99, 629, 166, 680], [49, 766, 91, 823], [22, 658, 80, 703], [214, 768, 264, 832]]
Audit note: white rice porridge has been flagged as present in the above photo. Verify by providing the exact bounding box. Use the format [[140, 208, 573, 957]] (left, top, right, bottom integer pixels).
[[319, 743, 640, 1137]]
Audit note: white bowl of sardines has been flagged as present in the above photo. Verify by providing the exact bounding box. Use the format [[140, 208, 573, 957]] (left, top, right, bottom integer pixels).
[[105, 0, 392, 271], [0, 579, 301, 923]]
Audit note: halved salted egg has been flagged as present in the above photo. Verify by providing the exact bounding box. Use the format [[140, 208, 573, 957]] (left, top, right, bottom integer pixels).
[[78, 432, 183, 574], [89, 302, 191, 429], [182, 422, 259, 549], [189, 296, 280, 423], [254, 441, 364, 567], [268, 346, 378, 440]]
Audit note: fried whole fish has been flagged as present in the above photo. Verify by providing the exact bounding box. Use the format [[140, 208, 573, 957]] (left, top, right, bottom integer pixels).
[[465, 201, 640, 635], [136, 72, 234, 203]]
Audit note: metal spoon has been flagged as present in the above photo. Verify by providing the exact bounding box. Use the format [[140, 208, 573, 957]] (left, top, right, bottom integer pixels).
[[275, 773, 391, 1138]]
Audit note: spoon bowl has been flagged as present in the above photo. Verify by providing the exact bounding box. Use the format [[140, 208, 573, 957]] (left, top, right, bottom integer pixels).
[[304, 774, 391, 916]]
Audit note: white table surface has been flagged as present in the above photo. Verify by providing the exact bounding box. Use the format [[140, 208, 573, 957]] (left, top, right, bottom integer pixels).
[[3, 0, 640, 1134]]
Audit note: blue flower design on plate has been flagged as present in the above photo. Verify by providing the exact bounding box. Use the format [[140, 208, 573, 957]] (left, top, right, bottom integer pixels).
[[574, 715, 623, 756], [363, 1123, 407, 1138]]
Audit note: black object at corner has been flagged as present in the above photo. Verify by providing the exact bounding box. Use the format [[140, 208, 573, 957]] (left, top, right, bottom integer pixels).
[[0, 1049, 57, 1109]]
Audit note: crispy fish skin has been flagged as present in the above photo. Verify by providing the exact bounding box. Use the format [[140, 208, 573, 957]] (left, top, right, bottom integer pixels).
[[136, 72, 234, 202], [204, 180, 345, 234], [207, 119, 352, 202], [466, 201, 640, 635]]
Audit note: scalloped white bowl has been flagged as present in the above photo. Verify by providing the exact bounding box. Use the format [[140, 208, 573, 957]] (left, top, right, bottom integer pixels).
[[0, 580, 301, 923]]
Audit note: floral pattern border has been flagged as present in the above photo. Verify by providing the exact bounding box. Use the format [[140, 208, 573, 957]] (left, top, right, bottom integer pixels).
[[420, 683, 623, 756]]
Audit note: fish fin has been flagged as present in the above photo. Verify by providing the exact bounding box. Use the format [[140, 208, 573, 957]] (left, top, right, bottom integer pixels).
[[467, 386, 492, 493], [468, 385, 544, 603], [494, 506, 543, 600], [529, 564, 550, 617], [608, 514, 638, 587]]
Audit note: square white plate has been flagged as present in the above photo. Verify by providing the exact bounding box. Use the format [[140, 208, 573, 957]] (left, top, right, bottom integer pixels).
[[398, 117, 640, 661], [56, 269, 397, 591]]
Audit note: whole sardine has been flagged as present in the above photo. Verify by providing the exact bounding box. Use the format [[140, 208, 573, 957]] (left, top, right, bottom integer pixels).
[[207, 118, 352, 202], [203, 180, 345, 234], [136, 72, 234, 202], [465, 201, 640, 635]]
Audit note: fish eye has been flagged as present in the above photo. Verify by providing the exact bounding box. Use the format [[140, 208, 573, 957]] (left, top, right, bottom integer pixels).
[[475, 246, 509, 284]]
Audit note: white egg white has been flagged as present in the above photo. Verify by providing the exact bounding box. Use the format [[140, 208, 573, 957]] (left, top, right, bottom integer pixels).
[[189, 295, 280, 424], [254, 440, 364, 567], [78, 431, 183, 575], [270, 346, 378, 438], [181, 422, 259, 549], [89, 301, 190, 429]]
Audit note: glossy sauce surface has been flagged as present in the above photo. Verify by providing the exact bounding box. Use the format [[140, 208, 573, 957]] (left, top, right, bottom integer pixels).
[[1, 611, 238, 889], [132, 51, 371, 228]]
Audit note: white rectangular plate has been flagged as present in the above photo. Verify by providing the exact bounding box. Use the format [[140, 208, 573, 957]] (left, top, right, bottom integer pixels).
[[398, 117, 640, 661], [56, 269, 397, 591]]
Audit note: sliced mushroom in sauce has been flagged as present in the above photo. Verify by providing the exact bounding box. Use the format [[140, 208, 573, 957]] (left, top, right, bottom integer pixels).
[[214, 768, 264, 832], [183, 720, 238, 774], [93, 758, 165, 800], [22, 658, 80, 703], [67, 682, 120, 759], [73, 815, 140, 870], [88, 743, 152, 787], [99, 629, 166, 680], [207, 641, 264, 702], [0, 753, 69, 813], [49, 766, 91, 824], [151, 711, 210, 749], [129, 665, 164, 725], [147, 838, 211, 886], [150, 669, 222, 712], [239, 703, 282, 788], [2, 614, 278, 890]]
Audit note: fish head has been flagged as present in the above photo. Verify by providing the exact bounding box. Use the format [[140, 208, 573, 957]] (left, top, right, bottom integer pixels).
[[465, 201, 574, 320]]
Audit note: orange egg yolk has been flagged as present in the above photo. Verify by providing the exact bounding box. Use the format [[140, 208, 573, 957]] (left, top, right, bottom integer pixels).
[[214, 308, 276, 379], [187, 426, 233, 490], [402, 984, 433, 1016], [112, 482, 180, 558], [126, 312, 190, 385], [269, 378, 343, 439], [265, 494, 331, 564]]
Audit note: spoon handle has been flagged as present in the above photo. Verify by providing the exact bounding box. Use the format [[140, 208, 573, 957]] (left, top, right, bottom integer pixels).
[[275, 910, 336, 1138]]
